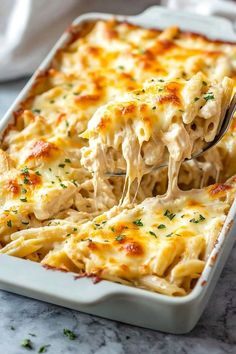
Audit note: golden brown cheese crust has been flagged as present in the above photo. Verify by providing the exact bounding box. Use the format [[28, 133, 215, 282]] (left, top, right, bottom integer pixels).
[[0, 19, 236, 296]]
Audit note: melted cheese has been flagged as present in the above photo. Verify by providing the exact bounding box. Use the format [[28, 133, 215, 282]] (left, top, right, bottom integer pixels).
[[81, 74, 233, 202], [1, 20, 236, 296]]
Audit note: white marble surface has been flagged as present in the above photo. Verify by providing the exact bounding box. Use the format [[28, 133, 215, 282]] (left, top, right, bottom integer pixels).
[[0, 79, 236, 354]]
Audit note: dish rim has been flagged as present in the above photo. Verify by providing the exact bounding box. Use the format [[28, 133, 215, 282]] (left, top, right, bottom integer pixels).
[[0, 5, 236, 306]]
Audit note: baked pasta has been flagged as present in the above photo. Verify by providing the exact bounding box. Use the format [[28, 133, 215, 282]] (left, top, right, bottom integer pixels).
[[1, 19, 236, 296]]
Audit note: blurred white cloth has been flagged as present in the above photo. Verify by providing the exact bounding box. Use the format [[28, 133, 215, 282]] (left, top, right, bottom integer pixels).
[[0, 0, 235, 81]]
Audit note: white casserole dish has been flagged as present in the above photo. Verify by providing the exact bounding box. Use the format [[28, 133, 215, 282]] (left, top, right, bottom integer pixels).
[[0, 6, 236, 334]]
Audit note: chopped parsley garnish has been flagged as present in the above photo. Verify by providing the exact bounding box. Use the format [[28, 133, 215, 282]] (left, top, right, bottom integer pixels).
[[118, 65, 125, 70], [7, 220, 12, 228], [194, 97, 199, 102], [204, 92, 215, 101], [21, 188, 27, 194], [158, 79, 165, 82], [48, 167, 52, 172], [157, 224, 166, 229], [60, 183, 67, 189], [72, 180, 78, 186], [49, 100, 55, 104], [35, 171, 41, 176], [38, 345, 50, 353], [133, 219, 143, 226], [111, 227, 115, 232], [23, 176, 29, 184], [63, 328, 77, 340], [65, 120, 69, 127], [21, 338, 33, 349], [58, 163, 65, 168], [202, 80, 207, 86], [20, 197, 27, 202], [152, 106, 156, 110], [12, 210, 18, 214], [189, 214, 206, 223], [64, 158, 71, 163], [94, 223, 103, 229], [115, 235, 125, 241], [21, 167, 29, 175], [165, 232, 173, 237], [73, 228, 78, 232], [178, 109, 184, 113], [164, 209, 176, 220], [149, 231, 157, 238], [66, 234, 71, 237], [33, 109, 41, 114], [73, 92, 80, 96]]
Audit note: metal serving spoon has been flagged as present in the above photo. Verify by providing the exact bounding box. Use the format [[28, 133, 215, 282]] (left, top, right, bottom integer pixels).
[[106, 93, 236, 177]]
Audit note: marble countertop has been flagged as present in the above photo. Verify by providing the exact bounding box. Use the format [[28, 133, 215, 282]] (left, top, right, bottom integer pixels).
[[0, 79, 235, 354]]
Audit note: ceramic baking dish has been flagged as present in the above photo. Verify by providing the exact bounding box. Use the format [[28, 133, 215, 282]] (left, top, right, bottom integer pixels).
[[0, 6, 236, 334]]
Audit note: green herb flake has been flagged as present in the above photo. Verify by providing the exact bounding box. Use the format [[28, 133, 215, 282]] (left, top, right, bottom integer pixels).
[[194, 97, 199, 102], [49, 100, 55, 104], [72, 180, 78, 187], [111, 227, 115, 232], [158, 79, 165, 82], [23, 177, 29, 184], [165, 232, 173, 238], [21, 188, 27, 194], [64, 158, 71, 163], [202, 80, 207, 86], [204, 92, 215, 101], [66, 233, 71, 237], [38, 345, 50, 353], [157, 224, 166, 229], [33, 109, 41, 114], [21, 167, 29, 175], [118, 65, 125, 70], [189, 214, 206, 224], [20, 197, 27, 202], [149, 231, 157, 238], [35, 171, 41, 176], [60, 183, 67, 189], [7, 220, 12, 228], [63, 328, 77, 340], [152, 106, 156, 110], [178, 109, 184, 113], [164, 209, 176, 220], [21, 338, 33, 349], [133, 219, 143, 227], [115, 235, 125, 241], [58, 163, 65, 168], [73, 228, 78, 232], [12, 210, 18, 214]]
